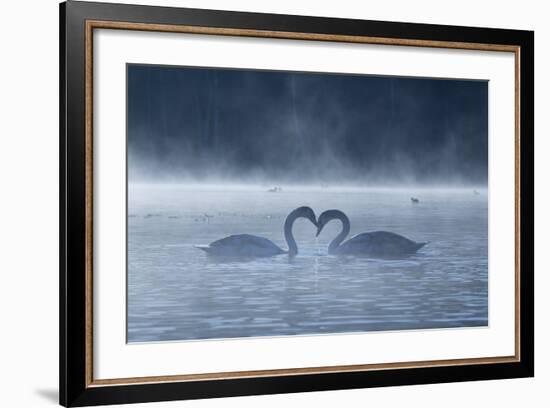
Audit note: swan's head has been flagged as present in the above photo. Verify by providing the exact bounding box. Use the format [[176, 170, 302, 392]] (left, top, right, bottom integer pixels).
[[316, 212, 329, 237], [293, 206, 318, 228], [316, 209, 345, 237]]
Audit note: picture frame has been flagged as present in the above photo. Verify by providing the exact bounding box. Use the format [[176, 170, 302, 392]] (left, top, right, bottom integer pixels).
[[60, 1, 534, 406]]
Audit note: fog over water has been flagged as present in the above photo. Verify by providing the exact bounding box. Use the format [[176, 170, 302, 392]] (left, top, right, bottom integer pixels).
[[127, 65, 488, 342], [128, 64, 487, 186]]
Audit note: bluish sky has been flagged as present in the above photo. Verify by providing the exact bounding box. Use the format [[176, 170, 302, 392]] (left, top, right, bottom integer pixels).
[[127, 64, 487, 185]]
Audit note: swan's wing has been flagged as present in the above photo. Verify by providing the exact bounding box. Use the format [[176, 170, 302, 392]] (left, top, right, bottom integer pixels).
[[339, 233, 372, 252], [209, 234, 277, 248], [362, 231, 416, 245], [200, 234, 285, 257], [340, 231, 424, 255]]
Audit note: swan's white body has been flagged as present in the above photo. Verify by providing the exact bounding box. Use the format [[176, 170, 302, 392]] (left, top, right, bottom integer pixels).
[[195, 234, 286, 257], [195, 206, 317, 258], [317, 210, 427, 258], [334, 231, 426, 257]]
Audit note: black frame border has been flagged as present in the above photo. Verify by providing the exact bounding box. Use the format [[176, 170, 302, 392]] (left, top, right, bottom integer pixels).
[[60, 1, 534, 406]]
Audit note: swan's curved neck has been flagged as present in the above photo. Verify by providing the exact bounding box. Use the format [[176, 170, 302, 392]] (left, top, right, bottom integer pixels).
[[328, 211, 350, 254], [284, 209, 301, 257]]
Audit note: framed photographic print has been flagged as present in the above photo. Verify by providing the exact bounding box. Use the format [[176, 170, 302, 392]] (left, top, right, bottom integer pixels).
[[59, 1, 534, 406]]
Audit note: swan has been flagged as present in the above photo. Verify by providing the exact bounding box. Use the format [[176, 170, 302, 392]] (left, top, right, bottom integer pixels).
[[316, 209, 427, 258], [195, 206, 317, 257]]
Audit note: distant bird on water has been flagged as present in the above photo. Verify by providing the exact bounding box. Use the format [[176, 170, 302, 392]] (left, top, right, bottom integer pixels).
[[195, 206, 317, 258], [410, 197, 420, 203], [316, 209, 427, 258]]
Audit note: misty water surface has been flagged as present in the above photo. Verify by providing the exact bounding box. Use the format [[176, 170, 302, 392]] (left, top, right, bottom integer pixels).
[[127, 185, 488, 343]]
